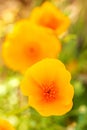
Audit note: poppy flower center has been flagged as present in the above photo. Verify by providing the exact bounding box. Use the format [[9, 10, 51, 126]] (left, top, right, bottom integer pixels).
[[29, 47, 35, 54], [38, 13, 61, 30], [24, 43, 41, 61], [42, 82, 57, 103], [28, 47, 37, 57], [0, 126, 6, 130]]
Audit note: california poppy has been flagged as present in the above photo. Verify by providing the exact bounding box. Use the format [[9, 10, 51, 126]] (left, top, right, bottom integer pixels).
[[21, 58, 74, 116], [0, 119, 15, 130], [2, 20, 61, 73], [29, 2, 70, 35]]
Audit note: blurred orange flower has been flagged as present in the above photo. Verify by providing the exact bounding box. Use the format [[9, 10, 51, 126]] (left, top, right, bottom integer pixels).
[[2, 20, 61, 73], [21, 58, 74, 116], [29, 2, 70, 35], [0, 119, 15, 130]]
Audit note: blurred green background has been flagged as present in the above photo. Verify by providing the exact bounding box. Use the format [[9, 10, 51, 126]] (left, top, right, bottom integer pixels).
[[0, 0, 87, 130]]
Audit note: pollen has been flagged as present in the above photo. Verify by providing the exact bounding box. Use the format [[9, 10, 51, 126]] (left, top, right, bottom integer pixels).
[[42, 81, 57, 103]]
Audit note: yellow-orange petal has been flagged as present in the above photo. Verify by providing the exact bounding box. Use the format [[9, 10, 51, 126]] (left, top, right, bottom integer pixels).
[[0, 119, 15, 130], [2, 20, 61, 73], [20, 58, 74, 116], [29, 2, 70, 35], [29, 96, 73, 116]]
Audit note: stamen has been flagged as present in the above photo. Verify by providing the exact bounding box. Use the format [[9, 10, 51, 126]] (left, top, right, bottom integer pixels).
[[42, 81, 57, 102]]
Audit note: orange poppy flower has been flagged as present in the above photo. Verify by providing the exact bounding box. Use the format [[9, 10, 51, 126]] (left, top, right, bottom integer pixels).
[[2, 20, 61, 73], [29, 2, 70, 35], [21, 58, 74, 116], [0, 119, 15, 130]]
